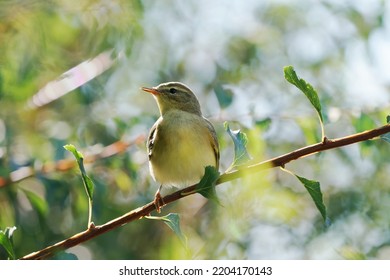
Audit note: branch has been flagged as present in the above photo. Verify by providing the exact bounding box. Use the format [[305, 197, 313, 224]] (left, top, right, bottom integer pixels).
[[20, 123, 390, 260], [218, 123, 390, 184]]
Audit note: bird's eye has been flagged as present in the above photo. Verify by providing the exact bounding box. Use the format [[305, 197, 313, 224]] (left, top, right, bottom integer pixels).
[[169, 88, 177, 94]]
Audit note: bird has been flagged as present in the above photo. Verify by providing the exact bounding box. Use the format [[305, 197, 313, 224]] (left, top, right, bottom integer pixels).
[[142, 82, 220, 212]]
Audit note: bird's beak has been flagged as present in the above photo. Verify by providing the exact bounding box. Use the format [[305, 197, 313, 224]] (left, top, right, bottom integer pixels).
[[141, 86, 159, 96]]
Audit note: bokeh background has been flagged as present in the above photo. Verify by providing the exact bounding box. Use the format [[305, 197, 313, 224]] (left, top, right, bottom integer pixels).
[[0, 0, 389, 259]]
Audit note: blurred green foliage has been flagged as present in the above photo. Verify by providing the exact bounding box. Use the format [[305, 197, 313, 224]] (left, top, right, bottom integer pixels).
[[0, 0, 389, 260]]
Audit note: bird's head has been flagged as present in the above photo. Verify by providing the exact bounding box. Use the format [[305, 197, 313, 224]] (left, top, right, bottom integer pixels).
[[142, 82, 202, 116]]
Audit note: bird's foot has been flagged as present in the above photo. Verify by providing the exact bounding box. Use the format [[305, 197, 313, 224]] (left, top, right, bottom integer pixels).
[[154, 191, 165, 213]]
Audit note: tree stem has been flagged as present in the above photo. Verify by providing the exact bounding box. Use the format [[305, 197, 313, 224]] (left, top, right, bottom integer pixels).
[[20, 123, 390, 260]]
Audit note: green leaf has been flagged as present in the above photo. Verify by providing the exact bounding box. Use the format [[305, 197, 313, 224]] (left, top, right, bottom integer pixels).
[[295, 175, 329, 225], [284, 66, 325, 138], [380, 115, 390, 143], [64, 144, 95, 226], [382, 134, 390, 143], [23, 189, 49, 218], [0, 226, 17, 260], [255, 117, 272, 130], [63, 144, 83, 162], [161, 213, 186, 245], [83, 175, 95, 200], [145, 213, 186, 246], [284, 66, 323, 121], [64, 144, 94, 200], [214, 84, 234, 109], [224, 122, 252, 167], [195, 166, 220, 204]]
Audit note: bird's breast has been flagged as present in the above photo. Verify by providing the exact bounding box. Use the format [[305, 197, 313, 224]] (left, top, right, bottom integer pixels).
[[149, 111, 217, 187]]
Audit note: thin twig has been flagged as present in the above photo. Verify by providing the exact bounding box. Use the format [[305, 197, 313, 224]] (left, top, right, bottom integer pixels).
[[20, 123, 390, 260]]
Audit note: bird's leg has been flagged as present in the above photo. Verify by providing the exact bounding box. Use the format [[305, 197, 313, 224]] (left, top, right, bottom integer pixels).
[[154, 185, 165, 213]]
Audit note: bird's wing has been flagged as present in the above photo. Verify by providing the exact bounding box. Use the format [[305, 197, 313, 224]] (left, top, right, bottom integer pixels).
[[147, 121, 159, 160], [204, 118, 220, 168]]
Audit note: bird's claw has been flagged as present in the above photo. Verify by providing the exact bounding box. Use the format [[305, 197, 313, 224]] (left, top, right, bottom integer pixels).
[[154, 191, 165, 213]]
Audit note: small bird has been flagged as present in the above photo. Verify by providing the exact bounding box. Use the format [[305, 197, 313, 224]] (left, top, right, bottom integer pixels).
[[142, 82, 220, 212]]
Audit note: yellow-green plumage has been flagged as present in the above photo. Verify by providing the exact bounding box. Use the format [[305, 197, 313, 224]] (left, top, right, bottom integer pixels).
[[142, 82, 219, 206]]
